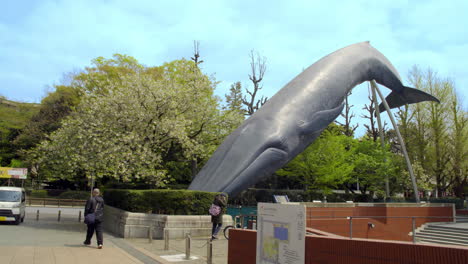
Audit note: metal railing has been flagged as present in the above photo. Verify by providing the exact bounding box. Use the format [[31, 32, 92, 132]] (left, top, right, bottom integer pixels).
[[27, 198, 87, 207]]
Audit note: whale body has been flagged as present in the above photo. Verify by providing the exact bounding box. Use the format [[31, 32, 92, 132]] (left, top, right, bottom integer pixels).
[[189, 42, 439, 196]]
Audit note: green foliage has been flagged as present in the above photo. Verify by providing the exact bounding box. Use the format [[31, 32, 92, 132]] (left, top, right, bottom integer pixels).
[[27, 189, 90, 199], [277, 127, 356, 192], [0, 98, 39, 166], [379, 197, 465, 209], [398, 66, 468, 197], [103, 189, 220, 215], [58, 191, 90, 200], [15, 85, 81, 151], [9, 158, 24, 168], [229, 188, 373, 206], [28, 56, 234, 187], [28, 190, 48, 198]]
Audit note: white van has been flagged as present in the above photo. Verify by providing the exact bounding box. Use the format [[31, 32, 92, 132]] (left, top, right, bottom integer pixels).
[[0, 187, 26, 225]]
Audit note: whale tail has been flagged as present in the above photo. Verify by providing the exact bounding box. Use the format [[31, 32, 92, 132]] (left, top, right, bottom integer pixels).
[[378, 86, 440, 113]]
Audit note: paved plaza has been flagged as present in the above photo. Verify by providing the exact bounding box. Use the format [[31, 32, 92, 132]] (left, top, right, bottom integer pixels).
[[0, 207, 228, 264]]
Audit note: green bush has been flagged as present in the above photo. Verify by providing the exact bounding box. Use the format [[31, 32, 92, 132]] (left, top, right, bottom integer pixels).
[[229, 189, 373, 205], [58, 191, 90, 200], [378, 197, 465, 209], [427, 197, 464, 209], [103, 189, 220, 215], [29, 190, 49, 198], [27, 190, 90, 199]]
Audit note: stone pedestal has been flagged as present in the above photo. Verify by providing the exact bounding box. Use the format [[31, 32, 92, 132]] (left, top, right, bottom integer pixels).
[[103, 205, 233, 239]]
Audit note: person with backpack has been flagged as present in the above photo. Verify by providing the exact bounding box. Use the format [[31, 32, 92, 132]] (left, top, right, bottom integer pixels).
[[209, 193, 227, 241], [83, 188, 105, 249]]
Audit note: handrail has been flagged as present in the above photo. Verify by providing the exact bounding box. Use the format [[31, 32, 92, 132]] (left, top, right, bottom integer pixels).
[[307, 215, 461, 243]]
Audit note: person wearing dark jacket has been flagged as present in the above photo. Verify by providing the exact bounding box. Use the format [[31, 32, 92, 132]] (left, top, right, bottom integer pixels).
[[211, 193, 227, 240], [83, 188, 105, 249]]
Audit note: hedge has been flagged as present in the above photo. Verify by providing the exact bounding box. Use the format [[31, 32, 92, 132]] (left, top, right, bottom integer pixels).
[[381, 197, 465, 209], [103, 189, 220, 215], [229, 189, 464, 208], [27, 190, 90, 200], [229, 189, 373, 206]]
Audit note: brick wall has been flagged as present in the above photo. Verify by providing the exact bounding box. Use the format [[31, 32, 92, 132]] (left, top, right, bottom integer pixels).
[[228, 229, 468, 264], [306, 205, 453, 241]]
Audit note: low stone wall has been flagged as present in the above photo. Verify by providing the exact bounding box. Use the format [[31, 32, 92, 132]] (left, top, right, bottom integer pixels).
[[103, 205, 233, 239]]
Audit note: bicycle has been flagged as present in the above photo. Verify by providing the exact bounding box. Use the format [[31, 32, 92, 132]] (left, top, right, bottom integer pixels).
[[223, 214, 258, 240], [223, 215, 242, 240]]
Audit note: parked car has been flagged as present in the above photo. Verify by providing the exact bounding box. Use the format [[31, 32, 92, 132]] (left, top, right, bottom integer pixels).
[[0, 187, 26, 225]]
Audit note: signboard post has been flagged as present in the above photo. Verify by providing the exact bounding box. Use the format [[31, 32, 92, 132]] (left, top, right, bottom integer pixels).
[[256, 203, 306, 264]]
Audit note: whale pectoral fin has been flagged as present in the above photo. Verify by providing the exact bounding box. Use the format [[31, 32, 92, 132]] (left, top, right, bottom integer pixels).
[[378, 86, 440, 113], [223, 148, 288, 195], [300, 102, 345, 135]]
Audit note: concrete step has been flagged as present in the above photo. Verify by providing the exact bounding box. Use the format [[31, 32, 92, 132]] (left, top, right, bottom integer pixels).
[[417, 231, 468, 242], [425, 225, 468, 234], [418, 237, 468, 247], [414, 223, 468, 246], [415, 233, 468, 245], [420, 228, 468, 237]]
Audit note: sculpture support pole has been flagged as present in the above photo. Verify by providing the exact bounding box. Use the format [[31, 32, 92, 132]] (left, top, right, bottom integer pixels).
[[370, 81, 390, 199], [372, 80, 420, 203]]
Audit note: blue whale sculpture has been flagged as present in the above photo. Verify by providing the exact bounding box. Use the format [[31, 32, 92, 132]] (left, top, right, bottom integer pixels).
[[189, 42, 439, 196]]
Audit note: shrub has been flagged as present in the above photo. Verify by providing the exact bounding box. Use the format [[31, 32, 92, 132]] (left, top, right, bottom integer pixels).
[[29, 190, 49, 198], [229, 189, 373, 206], [58, 191, 90, 200], [103, 189, 220, 215]]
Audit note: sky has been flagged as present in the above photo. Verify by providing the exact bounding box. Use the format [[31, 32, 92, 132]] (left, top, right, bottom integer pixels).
[[1, 0, 467, 136]]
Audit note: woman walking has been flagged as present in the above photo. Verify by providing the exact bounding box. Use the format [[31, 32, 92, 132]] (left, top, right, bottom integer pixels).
[[210, 193, 227, 241]]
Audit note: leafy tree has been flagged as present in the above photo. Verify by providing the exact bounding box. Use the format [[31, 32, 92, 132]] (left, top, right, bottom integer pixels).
[[0, 98, 39, 166], [448, 90, 468, 197], [29, 57, 226, 187], [14, 85, 81, 150], [395, 66, 467, 197], [277, 124, 355, 193]]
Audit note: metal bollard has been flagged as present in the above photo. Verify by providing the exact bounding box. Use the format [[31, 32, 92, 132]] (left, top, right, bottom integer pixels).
[[58, 210, 61, 222], [207, 239, 213, 264], [412, 217, 416, 243], [36, 210, 39, 221], [148, 226, 153, 244], [348, 216, 353, 239], [164, 229, 169, 250], [78, 211, 82, 222], [185, 233, 191, 260]]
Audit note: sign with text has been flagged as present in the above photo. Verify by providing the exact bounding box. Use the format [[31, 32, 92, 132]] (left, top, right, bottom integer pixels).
[[256, 203, 306, 264], [0, 167, 28, 179]]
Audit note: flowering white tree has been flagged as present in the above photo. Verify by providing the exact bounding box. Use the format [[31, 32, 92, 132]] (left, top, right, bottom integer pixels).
[[31, 58, 233, 187]]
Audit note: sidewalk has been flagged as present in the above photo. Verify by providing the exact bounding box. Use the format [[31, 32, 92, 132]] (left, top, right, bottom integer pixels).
[[0, 209, 230, 264], [0, 245, 142, 264], [126, 236, 228, 264]]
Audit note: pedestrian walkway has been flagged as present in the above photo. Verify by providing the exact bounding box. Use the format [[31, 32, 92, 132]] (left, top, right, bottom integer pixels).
[[127, 236, 228, 264], [0, 208, 230, 264], [0, 245, 142, 264]]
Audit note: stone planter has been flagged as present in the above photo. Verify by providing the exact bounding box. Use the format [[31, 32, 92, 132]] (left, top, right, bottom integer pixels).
[[103, 205, 233, 239]]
